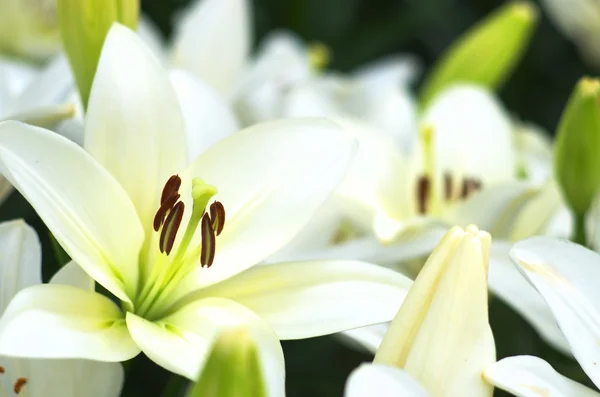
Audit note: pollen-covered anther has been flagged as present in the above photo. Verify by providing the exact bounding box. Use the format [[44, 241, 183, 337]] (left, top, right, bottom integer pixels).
[[0, 366, 4, 374], [200, 213, 216, 267], [14, 377, 27, 394], [460, 178, 482, 199], [416, 175, 430, 214], [154, 175, 183, 232], [159, 201, 185, 255], [209, 201, 226, 236]]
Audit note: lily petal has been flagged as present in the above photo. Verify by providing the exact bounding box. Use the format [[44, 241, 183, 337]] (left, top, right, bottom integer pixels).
[[171, 0, 250, 96], [85, 24, 187, 229], [0, 284, 138, 361], [483, 355, 600, 397], [0, 220, 41, 314], [169, 69, 239, 161], [0, 121, 143, 303], [511, 237, 600, 387], [186, 260, 412, 339], [185, 118, 357, 288], [345, 364, 431, 397], [340, 324, 389, 354], [126, 297, 282, 381], [50, 261, 94, 291]]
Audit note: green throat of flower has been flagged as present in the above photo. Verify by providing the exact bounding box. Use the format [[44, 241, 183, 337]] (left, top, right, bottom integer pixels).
[[134, 175, 226, 320]]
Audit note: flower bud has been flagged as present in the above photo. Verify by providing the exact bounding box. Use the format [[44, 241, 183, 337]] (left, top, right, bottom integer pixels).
[[374, 225, 495, 397], [419, 1, 538, 108], [57, 0, 139, 108], [554, 77, 600, 219]]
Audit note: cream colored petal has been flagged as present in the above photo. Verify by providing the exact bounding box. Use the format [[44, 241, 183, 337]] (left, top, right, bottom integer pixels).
[[281, 81, 343, 119], [50, 261, 94, 291], [488, 241, 571, 354], [126, 297, 283, 382], [171, 0, 250, 96], [85, 24, 187, 230], [0, 121, 143, 303], [184, 118, 357, 288], [169, 69, 239, 161], [0, 285, 138, 361], [0, 220, 41, 314], [513, 122, 553, 185], [185, 260, 412, 339], [511, 237, 600, 387], [422, 85, 515, 184], [138, 15, 166, 62], [483, 355, 600, 397], [345, 364, 431, 397], [3, 357, 124, 397]]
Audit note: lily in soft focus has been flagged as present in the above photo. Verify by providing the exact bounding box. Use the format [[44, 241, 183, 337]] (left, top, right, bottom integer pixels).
[[344, 225, 496, 397], [0, 24, 412, 381], [0, 220, 123, 397], [483, 235, 600, 396]]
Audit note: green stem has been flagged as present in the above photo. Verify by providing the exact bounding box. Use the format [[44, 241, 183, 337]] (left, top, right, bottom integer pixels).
[[572, 212, 587, 246], [160, 374, 188, 397]]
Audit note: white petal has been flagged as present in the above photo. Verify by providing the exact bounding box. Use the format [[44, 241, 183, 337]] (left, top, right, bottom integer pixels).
[[185, 118, 357, 288], [0, 220, 41, 314], [487, 241, 571, 354], [126, 297, 283, 381], [138, 15, 166, 62], [4, 357, 124, 397], [483, 355, 600, 397], [169, 69, 239, 161], [345, 364, 431, 397], [171, 0, 250, 96], [281, 81, 343, 119], [0, 58, 36, 100], [50, 261, 94, 291], [340, 323, 389, 354], [187, 260, 412, 339], [422, 85, 515, 184], [509, 180, 563, 241], [511, 237, 600, 387], [513, 122, 553, 185], [85, 24, 187, 230], [0, 121, 143, 303], [0, 285, 139, 361]]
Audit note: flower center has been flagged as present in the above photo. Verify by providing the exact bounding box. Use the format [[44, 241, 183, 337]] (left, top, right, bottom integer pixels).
[[135, 175, 226, 319], [0, 365, 28, 396]]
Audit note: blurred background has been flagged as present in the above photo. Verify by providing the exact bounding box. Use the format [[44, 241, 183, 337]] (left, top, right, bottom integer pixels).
[[135, 0, 592, 396]]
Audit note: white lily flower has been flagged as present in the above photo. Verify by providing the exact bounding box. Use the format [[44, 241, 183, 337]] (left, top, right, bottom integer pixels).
[[483, 235, 600, 396], [345, 225, 496, 397], [540, 0, 600, 67], [0, 24, 412, 381], [0, 220, 123, 397]]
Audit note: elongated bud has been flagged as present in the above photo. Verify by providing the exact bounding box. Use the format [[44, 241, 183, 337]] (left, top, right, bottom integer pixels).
[[419, 1, 538, 108], [554, 77, 600, 221], [57, 0, 139, 108], [187, 327, 269, 397], [374, 225, 495, 397]]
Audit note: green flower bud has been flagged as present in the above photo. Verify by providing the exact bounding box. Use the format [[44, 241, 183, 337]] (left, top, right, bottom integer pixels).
[[187, 327, 268, 397], [57, 0, 139, 109], [419, 1, 538, 108], [554, 77, 600, 220]]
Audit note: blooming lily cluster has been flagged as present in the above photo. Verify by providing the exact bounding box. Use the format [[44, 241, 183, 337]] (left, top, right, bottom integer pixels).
[[0, 0, 597, 396]]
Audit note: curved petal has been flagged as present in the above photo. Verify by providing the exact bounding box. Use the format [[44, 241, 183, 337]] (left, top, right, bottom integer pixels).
[[171, 0, 250, 96], [422, 85, 515, 185], [487, 241, 571, 354], [0, 121, 143, 303], [85, 24, 187, 229], [184, 260, 412, 339], [0, 284, 139, 361], [4, 357, 124, 397], [345, 364, 431, 397], [0, 220, 41, 314], [509, 180, 563, 241], [511, 237, 600, 387], [184, 118, 357, 289], [483, 355, 600, 397], [126, 297, 283, 381], [50, 261, 94, 291], [513, 122, 553, 185], [169, 69, 239, 161], [340, 323, 389, 354]]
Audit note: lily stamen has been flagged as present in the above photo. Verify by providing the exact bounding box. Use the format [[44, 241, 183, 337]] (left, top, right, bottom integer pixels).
[[209, 201, 226, 236], [416, 175, 430, 215], [13, 377, 27, 394], [200, 213, 216, 267], [159, 201, 185, 255]]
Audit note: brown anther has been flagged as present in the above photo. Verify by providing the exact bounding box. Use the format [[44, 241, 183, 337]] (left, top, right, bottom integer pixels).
[[159, 201, 185, 255], [209, 201, 226, 236], [444, 173, 453, 201], [416, 175, 430, 215], [200, 213, 216, 267], [153, 193, 181, 232], [461, 178, 482, 199], [14, 377, 27, 394], [0, 365, 5, 374], [161, 175, 182, 204]]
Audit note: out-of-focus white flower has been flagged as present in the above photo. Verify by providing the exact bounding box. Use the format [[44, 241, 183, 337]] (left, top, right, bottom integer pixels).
[[345, 225, 496, 397], [0, 24, 413, 381], [541, 0, 600, 67], [484, 236, 600, 396], [0, 220, 123, 397]]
